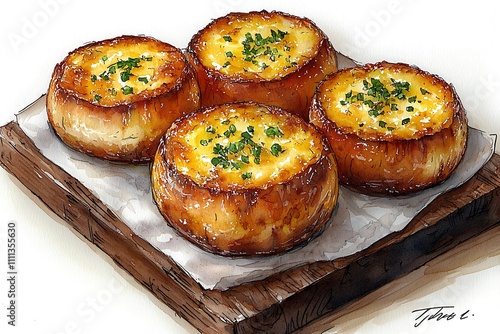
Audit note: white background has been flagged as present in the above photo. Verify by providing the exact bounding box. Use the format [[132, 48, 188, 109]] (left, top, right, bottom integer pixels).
[[1, 1, 499, 333]]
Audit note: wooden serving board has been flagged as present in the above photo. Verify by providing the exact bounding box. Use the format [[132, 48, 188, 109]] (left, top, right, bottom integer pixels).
[[1, 119, 499, 334]]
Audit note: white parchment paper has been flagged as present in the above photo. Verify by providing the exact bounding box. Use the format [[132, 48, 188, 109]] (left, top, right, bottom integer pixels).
[[18, 92, 495, 291]]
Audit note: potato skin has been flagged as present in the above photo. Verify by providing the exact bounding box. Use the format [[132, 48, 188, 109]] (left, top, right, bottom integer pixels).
[[186, 10, 338, 121], [309, 63, 468, 196], [151, 102, 339, 256], [46, 35, 200, 163]]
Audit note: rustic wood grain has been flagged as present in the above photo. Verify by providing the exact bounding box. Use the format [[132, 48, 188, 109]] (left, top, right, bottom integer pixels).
[[1, 120, 499, 334]]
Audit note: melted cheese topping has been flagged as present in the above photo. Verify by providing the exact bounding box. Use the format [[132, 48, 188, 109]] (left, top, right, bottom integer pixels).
[[318, 64, 455, 140], [194, 12, 322, 80], [59, 37, 185, 106], [169, 104, 324, 189]]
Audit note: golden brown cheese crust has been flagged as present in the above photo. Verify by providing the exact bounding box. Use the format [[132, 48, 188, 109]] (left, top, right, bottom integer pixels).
[[46, 35, 200, 163], [310, 61, 468, 195], [151, 102, 339, 256], [187, 10, 338, 120]]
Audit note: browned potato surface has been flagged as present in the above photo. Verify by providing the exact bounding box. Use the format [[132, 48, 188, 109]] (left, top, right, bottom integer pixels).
[[309, 61, 468, 195], [151, 102, 339, 256], [46, 35, 200, 163], [186, 10, 338, 120]]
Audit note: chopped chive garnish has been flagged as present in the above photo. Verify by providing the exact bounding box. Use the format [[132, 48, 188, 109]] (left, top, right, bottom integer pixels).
[[264, 126, 283, 138], [89, 56, 154, 95], [121, 86, 133, 95], [203, 122, 288, 179], [241, 172, 252, 180], [338, 75, 433, 130], [241, 155, 250, 164], [239, 29, 291, 71], [270, 143, 284, 157]]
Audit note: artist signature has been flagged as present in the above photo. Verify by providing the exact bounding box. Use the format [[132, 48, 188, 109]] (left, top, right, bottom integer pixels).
[[411, 306, 474, 328]]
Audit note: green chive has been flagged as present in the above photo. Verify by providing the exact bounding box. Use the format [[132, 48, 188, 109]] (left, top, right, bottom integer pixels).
[[120, 71, 130, 82], [241, 131, 253, 140], [121, 86, 133, 95], [99, 72, 109, 81], [228, 142, 239, 154], [420, 87, 430, 95], [270, 143, 283, 157], [265, 126, 283, 138], [241, 172, 252, 180], [211, 157, 222, 166]]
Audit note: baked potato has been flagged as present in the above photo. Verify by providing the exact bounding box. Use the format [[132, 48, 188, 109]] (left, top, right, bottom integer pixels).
[[309, 61, 468, 195], [46, 35, 200, 163], [186, 10, 338, 120], [151, 102, 339, 256]]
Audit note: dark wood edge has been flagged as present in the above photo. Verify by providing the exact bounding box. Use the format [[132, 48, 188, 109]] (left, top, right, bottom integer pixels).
[[1, 120, 499, 334], [0, 121, 231, 333]]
